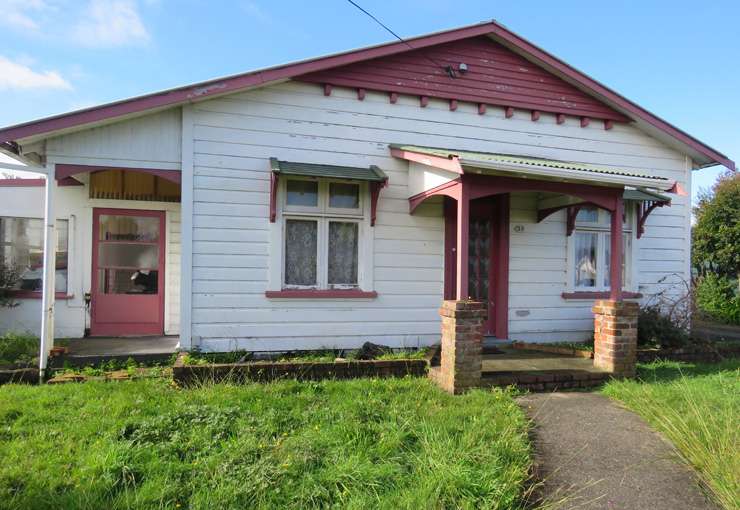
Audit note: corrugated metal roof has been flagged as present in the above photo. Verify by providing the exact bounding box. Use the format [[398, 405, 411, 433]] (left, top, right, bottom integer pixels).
[[270, 158, 388, 182], [623, 187, 671, 202], [391, 145, 669, 182]]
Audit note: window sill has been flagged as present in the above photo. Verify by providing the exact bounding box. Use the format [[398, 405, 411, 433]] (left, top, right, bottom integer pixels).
[[9, 291, 74, 300], [265, 289, 378, 299], [561, 291, 642, 300]]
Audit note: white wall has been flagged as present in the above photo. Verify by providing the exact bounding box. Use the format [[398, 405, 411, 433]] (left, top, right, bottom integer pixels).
[[189, 80, 690, 349], [0, 183, 182, 338]]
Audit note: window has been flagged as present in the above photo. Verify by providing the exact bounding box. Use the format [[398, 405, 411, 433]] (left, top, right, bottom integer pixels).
[[569, 207, 632, 291], [0, 217, 69, 294], [281, 178, 363, 290]]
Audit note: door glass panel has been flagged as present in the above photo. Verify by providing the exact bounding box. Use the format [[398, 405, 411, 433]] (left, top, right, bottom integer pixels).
[[99, 215, 159, 242], [286, 180, 319, 207], [98, 243, 159, 269], [329, 183, 360, 209], [98, 269, 158, 294], [467, 219, 491, 302]]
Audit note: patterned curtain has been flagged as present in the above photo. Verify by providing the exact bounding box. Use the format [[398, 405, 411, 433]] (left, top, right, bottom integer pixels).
[[328, 222, 358, 285], [285, 219, 317, 286]]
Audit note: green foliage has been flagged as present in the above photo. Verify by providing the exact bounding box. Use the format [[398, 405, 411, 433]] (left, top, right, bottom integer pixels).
[[637, 305, 688, 348], [0, 378, 532, 509], [0, 332, 38, 366], [603, 359, 740, 510], [182, 348, 429, 365], [693, 171, 740, 278], [695, 273, 740, 325]]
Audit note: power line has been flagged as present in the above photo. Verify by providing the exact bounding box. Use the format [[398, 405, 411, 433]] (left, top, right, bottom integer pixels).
[[343, 0, 455, 77]]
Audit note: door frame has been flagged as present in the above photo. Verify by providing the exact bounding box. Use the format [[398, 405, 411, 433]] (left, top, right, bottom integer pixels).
[[90, 207, 166, 336], [443, 194, 509, 339]]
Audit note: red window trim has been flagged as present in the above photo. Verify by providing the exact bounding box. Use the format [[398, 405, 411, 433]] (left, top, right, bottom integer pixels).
[[265, 289, 377, 299], [9, 290, 74, 300], [561, 291, 642, 300]]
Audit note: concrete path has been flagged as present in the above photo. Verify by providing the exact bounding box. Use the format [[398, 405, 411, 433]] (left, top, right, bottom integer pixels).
[[518, 392, 717, 510]]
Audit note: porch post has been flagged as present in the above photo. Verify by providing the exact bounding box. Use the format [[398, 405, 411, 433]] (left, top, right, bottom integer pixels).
[[609, 197, 624, 301], [39, 165, 57, 381], [456, 181, 470, 299]]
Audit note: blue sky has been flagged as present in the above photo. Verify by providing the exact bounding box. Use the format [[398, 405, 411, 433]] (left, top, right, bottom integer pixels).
[[1, 0, 737, 203]]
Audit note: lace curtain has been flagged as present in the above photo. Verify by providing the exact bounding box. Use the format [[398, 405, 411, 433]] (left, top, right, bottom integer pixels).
[[285, 219, 317, 286], [328, 222, 358, 286]]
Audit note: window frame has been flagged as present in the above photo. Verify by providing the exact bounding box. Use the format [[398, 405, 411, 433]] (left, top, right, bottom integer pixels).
[[273, 177, 371, 295], [566, 206, 637, 294], [0, 216, 70, 295]]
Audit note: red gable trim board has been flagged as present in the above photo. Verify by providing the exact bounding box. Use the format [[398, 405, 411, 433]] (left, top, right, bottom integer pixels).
[[0, 21, 733, 170]]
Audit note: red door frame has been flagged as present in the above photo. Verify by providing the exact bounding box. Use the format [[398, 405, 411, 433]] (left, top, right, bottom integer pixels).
[[444, 194, 510, 339], [91, 208, 166, 336]]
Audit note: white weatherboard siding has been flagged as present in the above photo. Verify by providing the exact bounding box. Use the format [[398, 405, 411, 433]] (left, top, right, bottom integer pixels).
[[190, 81, 691, 349], [45, 109, 182, 170]]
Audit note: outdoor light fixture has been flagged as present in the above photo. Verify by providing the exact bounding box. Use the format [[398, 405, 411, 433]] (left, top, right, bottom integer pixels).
[[458, 63, 468, 74]]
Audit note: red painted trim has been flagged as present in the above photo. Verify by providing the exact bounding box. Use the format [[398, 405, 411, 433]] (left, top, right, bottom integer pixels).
[[449, 99, 458, 111], [0, 178, 45, 187], [443, 197, 457, 300], [265, 289, 377, 299], [566, 205, 582, 236], [369, 180, 387, 227], [604, 120, 613, 130], [456, 182, 470, 299], [478, 103, 487, 115], [56, 164, 181, 184], [0, 21, 731, 169], [9, 290, 73, 300], [420, 95, 429, 107], [505, 106, 514, 118], [323, 83, 332, 96], [389, 92, 398, 103], [562, 291, 642, 300], [609, 197, 624, 301], [636, 199, 666, 239], [531, 110, 540, 121], [493, 193, 510, 339], [408, 178, 462, 213], [556, 113, 565, 124], [391, 147, 464, 175], [269, 171, 278, 223], [90, 208, 165, 336], [581, 117, 590, 128], [357, 88, 366, 100]]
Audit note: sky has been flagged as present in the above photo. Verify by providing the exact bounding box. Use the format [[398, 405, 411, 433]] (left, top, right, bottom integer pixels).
[[0, 0, 737, 204]]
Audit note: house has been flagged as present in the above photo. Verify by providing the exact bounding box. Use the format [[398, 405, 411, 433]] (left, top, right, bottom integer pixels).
[[0, 22, 733, 366]]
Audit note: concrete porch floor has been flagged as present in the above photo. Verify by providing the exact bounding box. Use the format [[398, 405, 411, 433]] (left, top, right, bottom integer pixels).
[[62, 336, 179, 356], [480, 347, 609, 391]]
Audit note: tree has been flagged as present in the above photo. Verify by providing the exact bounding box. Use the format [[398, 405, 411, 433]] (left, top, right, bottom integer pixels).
[[692, 169, 740, 284]]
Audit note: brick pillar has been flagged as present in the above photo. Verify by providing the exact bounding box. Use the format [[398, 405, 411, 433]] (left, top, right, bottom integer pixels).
[[592, 299, 639, 377], [431, 300, 485, 394]]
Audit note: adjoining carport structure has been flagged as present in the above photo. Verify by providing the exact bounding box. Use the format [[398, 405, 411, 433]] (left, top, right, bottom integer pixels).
[[392, 145, 677, 392]]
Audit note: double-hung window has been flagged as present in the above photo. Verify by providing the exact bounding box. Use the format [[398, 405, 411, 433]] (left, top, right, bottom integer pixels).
[[282, 178, 364, 290], [0, 217, 69, 294], [569, 206, 633, 292]]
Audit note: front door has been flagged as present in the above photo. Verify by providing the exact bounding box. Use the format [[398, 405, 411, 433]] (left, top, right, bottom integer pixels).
[[91, 208, 165, 336]]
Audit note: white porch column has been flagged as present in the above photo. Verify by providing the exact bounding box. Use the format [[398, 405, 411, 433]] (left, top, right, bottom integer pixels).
[[39, 164, 57, 379], [179, 105, 194, 350]]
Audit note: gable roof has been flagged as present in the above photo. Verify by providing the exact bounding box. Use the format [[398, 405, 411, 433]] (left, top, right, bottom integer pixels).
[[0, 21, 733, 170]]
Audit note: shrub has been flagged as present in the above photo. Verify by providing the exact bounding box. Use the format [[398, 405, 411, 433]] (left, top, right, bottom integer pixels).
[[695, 273, 740, 325], [0, 332, 38, 366], [638, 305, 688, 349]]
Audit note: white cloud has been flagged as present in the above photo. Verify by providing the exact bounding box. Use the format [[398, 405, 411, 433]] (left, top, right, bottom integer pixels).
[[0, 0, 49, 31], [0, 56, 72, 91], [72, 0, 150, 47]]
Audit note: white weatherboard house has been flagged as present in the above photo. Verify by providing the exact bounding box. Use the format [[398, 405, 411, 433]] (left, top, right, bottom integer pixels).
[[0, 22, 734, 364]]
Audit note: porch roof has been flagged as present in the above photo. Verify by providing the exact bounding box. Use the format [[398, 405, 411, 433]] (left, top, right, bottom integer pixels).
[[391, 144, 674, 190]]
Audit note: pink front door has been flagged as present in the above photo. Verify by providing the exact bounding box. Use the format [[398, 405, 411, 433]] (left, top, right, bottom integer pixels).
[[91, 208, 165, 336]]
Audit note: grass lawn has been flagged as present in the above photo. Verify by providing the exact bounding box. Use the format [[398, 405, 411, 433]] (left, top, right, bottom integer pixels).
[[0, 377, 531, 510], [602, 359, 740, 510]]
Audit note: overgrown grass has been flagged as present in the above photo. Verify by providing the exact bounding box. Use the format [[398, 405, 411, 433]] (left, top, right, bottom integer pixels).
[[0, 377, 531, 509], [0, 332, 38, 366], [181, 348, 428, 365], [603, 359, 740, 510]]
